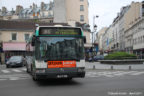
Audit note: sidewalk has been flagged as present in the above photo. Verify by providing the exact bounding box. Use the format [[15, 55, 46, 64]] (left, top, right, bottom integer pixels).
[[85, 62, 144, 70]]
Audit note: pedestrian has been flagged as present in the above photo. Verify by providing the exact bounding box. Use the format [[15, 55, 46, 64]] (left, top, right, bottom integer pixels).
[[0, 56, 1, 65]]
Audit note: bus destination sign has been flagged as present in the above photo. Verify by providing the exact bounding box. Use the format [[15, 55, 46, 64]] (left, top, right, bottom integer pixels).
[[39, 27, 81, 36]]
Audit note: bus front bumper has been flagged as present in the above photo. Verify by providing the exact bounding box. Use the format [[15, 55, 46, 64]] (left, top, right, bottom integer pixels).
[[34, 67, 85, 79]]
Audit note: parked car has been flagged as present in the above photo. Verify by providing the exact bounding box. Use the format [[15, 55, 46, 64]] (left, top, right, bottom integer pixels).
[[6, 56, 25, 68], [93, 55, 104, 61], [25, 56, 33, 73], [88, 57, 93, 62]]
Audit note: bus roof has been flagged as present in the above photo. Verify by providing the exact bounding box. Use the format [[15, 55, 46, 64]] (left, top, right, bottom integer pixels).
[[36, 26, 82, 30]]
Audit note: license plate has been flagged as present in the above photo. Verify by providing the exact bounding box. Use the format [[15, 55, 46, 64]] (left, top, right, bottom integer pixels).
[[48, 61, 76, 68], [57, 75, 68, 78]]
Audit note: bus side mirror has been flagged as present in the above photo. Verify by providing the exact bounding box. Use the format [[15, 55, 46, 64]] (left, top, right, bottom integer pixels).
[[83, 36, 86, 43], [31, 36, 35, 46]]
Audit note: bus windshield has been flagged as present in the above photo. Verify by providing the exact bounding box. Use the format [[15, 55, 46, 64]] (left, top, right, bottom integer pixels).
[[35, 37, 85, 61]]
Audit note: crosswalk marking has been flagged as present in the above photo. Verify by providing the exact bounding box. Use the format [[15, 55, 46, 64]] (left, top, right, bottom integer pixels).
[[131, 72, 144, 75], [9, 77, 19, 80], [1, 70, 10, 73], [86, 71, 144, 78], [21, 68, 26, 71], [0, 79, 7, 81], [0, 74, 31, 81], [0, 67, 144, 81], [12, 69, 22, 72], [0, 68, 26, 73]]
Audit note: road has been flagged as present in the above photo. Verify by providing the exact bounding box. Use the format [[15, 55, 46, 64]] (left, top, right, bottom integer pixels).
[[0, 65, 144, 96]]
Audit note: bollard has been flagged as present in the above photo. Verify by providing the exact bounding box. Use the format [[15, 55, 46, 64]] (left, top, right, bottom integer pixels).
[[93, 65, 95, 70], [129, 66, 132, 70], [111, 66, 113, 70]]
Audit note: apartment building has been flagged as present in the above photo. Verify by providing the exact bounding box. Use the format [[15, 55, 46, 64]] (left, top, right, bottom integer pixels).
[[0, 0, 91, 60], [112, 16, 120, 51], [54, 0, 88, 24], [101, 1, 144, 54], [132, 18, 144, 58], [97, 27, 107, 53], [102, 29, 108, 52], [124, 2, 143, 53], [0, 20, 68, 63], [0, 2, 54, 21], [119, 6, 129, 51], [54, 0, 91, 48], [124, 2, 142, 31]]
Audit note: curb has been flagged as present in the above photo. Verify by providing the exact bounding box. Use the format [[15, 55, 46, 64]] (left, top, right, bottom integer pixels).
[[85, 65, 144, 70]]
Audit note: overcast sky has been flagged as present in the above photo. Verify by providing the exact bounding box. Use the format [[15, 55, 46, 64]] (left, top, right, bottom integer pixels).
[[0, 0, 143, 31]]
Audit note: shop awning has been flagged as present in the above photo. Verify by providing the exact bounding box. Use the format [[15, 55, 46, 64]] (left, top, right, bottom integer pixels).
[[3, 42, 26, 51]]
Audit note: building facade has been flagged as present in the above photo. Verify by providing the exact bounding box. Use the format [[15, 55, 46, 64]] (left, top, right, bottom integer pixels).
[[54, 0, 91, 48], [0, 2, 54, 21], [97, 27, 107, 53], [132, 18, 144, 58], [100, 1, 144, 55], [53, 0, 88, 24], [0, 20, 68, 64]]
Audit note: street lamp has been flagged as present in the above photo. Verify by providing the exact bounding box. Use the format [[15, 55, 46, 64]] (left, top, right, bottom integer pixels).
[[92, 24, 97, 45], [91, 15, 98, 58]]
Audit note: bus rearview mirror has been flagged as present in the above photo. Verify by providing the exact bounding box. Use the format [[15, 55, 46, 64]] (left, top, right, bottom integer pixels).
[[83, 36, 86, 43], [31, 36, 35, 46]]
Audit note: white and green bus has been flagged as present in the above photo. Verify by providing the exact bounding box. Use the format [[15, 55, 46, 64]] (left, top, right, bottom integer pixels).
[[26, 25, 86, 81]]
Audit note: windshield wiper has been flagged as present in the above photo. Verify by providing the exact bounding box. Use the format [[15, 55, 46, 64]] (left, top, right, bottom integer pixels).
[[44, 58, 80, 62]]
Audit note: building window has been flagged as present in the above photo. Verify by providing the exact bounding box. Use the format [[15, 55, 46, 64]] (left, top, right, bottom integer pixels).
[[143, 36, 144, 42], [80, 15, 84, 22], [80, 5, 84, 11], [12, 33, 17, 40], [25, 34, 30, 41], [50, 20, 53, 23]]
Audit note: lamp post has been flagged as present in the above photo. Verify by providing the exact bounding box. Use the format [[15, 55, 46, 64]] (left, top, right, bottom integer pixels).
[[91, 15, 98, 57]]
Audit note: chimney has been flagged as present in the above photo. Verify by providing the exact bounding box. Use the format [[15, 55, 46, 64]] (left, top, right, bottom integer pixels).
[[33, 3, 36, 10], [2, 7, 7, 14], [30, 6, 32, 9], [41, 2, 45, 11], [15, 5, 23, 15]]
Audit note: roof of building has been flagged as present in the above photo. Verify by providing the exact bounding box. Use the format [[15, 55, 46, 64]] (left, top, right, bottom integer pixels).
[[0, 20, 69, 31]]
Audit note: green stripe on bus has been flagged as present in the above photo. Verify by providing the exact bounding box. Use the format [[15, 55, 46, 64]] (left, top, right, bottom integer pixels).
[[36, 30, 39, 36], [36, 35, 83, 37], [81, 30, 84, 36]]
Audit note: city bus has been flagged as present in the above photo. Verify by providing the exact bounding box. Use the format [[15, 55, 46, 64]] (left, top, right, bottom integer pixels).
[[26, 25, 86, 81]]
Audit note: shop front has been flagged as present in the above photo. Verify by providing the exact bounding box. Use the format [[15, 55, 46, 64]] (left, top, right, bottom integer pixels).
[[2, 42, 32, 63]]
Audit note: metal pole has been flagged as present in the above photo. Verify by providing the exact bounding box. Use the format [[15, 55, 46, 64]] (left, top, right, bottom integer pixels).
[[92, 15, 98, 59]]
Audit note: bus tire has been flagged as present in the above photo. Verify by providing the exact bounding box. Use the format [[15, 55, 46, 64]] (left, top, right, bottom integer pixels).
[[26, 68, 29, 73], [33, 74, 38, 81], [6, 65, 10, 68], [32, 71, 39, 81]]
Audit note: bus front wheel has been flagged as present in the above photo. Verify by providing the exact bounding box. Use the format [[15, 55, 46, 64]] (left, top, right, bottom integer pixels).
[[32, 74, 39, 81]]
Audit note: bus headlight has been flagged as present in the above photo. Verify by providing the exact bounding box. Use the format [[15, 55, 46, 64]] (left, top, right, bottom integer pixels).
[[36, 69, 45, 73]]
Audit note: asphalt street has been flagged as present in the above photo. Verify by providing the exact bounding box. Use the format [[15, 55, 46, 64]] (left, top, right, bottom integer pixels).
[[0, 64, 144, 96]]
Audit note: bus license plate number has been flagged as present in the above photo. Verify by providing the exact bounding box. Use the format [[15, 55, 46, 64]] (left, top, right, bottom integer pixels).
[[57, 75, 68, 78]]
